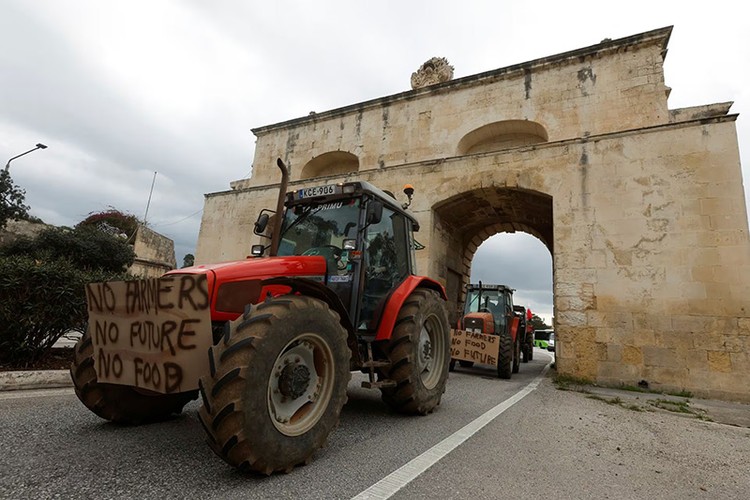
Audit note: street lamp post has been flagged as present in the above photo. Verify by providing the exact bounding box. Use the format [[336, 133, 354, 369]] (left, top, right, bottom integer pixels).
[[5, 143, 48, 171]]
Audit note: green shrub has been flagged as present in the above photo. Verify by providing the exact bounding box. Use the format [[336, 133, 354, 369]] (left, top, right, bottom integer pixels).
[[0, 225, 134, 273], [0, 255, 129, 365]]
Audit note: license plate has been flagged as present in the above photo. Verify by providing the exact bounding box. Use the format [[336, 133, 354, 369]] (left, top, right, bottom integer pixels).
[[299, 184, 337, 199]]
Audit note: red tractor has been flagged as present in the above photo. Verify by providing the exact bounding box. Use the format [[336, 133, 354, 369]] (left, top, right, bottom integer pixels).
[[451, 282, 520, 378], [71, 159, 451, 474], [513, 304, 534, 363]]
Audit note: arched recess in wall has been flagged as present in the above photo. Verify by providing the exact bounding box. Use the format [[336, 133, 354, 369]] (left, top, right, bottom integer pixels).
[[457, 120, 548, 155], [300, 151, 360, 180], [432, 186, 553, 323]]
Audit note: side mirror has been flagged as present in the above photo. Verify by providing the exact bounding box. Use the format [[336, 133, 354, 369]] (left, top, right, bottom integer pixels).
[[366, 201, 383, 225], [254, 213, 269, 235]]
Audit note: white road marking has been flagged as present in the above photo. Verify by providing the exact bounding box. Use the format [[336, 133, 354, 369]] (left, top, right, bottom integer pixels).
[[0, 388, 74, 401], [352, 360, 552, 500]]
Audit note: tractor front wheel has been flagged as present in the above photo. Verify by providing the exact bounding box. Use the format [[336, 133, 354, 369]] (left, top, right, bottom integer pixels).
[[380, 289, 450, 415], [198, 295, 351, 474], [70, 331, 197, 424], [512, 335, 521, 374]]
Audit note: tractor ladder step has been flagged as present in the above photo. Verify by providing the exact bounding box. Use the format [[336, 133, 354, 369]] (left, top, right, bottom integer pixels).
[[361, 379, 397, 389]]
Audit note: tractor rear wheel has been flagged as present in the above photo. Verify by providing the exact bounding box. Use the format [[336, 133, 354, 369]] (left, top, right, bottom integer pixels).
[[198, 295, 350, 475], [522, 340, 533, 362], [70, 331, 197, 424], [497, 329, 513, 379], [380, 289, 450, 415]]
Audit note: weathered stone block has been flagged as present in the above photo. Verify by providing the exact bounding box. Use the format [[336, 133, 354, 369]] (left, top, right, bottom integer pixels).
[[707, 351, 732, 373]]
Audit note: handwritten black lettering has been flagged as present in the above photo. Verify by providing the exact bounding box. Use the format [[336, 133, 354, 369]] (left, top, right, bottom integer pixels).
[[86, 282, 116, 313], [177, 276, 197, 310], [177, 319, 200, 350], [160, 321, 177, 355], [94, 321, 119, 346], [97, 350, 123, 378], [157, 277, 175, 311], [133, 358, 162, 390], [164, 362, 183, 393]]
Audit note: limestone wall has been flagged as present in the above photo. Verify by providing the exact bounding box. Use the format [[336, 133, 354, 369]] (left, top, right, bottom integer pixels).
[[0, 219, 49, 246], [130, 225, 176, 278], [195, 27, 750, 401]]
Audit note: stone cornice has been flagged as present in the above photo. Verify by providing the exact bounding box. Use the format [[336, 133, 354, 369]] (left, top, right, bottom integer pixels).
[[251, 26, 673, 136]]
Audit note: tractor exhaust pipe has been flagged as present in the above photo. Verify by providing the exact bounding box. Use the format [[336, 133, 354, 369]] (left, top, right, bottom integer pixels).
[[270, 158, 289, 256]]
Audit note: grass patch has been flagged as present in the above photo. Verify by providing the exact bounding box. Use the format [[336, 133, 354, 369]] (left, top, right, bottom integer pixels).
[[587, 394, 645, 412], [648, 399, 692, 414], [617, 384, 693, 398], [553, 373, 593, 391], [587, 395, 622, 406]]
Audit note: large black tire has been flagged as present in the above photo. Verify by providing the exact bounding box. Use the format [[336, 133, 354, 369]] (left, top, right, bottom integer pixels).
[[380, 289, 450, 415], [197, 295, 351, 475], [523, 338, 534, 362], [70, 331, 197, 425], [497, 329, 513, 379], [512, 335, 521, 374]]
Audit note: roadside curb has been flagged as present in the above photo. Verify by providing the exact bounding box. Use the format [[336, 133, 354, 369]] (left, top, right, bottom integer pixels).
[[0, 370, 73, 391], [567, 383, 750, 428]]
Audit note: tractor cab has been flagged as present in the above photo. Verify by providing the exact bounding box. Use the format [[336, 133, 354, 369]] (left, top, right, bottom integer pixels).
[[461, 283, 515, 334], [253, 180, 420, 335]]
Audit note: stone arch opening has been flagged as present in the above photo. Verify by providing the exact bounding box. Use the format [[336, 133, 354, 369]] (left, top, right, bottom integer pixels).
[[471, 232, 554, 325], [457, 120, 548, 155], [432, 187, 553, 324], [299, 151, 359, 180]]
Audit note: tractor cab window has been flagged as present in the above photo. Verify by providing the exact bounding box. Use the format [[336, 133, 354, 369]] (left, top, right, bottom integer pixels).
[[464, 288, 510, 331], [278, 199, 360, 273], [359, 206, 411, 331]]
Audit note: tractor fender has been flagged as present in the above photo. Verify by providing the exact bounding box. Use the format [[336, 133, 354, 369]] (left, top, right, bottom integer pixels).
[[374, 276, 448, 341], [509, 315, 520, 343]]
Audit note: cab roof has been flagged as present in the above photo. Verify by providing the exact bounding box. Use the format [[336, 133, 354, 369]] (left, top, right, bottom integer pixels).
[[466, 283, 515, 293], [285, 180, 420, 230]]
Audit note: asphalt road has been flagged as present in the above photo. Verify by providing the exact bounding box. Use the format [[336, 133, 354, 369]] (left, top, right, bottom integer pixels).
[[3, 349, 749, 499]]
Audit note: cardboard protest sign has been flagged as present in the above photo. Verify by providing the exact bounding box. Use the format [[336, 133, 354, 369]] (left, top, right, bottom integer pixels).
[[450, 329, 500, 366], [85, 275, 212, 394]]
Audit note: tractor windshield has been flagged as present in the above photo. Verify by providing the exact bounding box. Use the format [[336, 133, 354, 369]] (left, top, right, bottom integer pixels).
[[464, 288, 506, 315], [278, 199, 361, 265]]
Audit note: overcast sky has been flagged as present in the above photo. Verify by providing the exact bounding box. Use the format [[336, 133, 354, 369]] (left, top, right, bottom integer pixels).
[[2, 1, 748, 323]]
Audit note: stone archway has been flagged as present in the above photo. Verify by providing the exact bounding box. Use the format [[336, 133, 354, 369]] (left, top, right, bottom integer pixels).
[[432, 187, 553, 323], [200, 27, 750, 402]]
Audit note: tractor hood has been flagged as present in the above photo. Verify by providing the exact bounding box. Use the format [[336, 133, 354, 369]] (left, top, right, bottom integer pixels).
[[166, 256, 327, 320]]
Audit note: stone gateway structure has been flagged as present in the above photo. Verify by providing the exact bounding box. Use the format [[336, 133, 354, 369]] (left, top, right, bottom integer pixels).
[[196, 27, 750, 402]]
